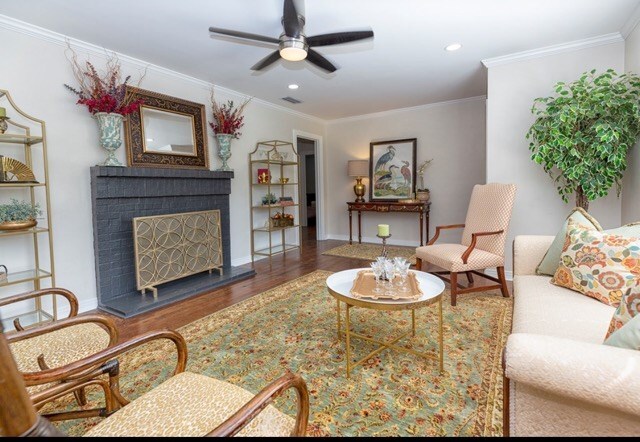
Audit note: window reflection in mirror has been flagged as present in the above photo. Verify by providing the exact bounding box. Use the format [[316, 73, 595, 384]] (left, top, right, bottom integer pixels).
[[141, 107, 196, 156]]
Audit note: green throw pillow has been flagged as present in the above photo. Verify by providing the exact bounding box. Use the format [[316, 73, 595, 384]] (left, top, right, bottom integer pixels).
[[604, 315, 640, 350], [606, 222, 640, 237], [536, 207, 602, 276]]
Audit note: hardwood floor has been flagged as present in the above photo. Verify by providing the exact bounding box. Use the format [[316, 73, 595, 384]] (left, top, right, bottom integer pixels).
[[93, 227, 512, 342]]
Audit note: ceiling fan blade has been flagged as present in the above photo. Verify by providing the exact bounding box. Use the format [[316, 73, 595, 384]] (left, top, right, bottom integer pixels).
[[306, 49, 337, 73], [283, 0, 301, 38], [307, 30, 374, 47], [209, 27, 279, 44], [251, 50, 282, 71]]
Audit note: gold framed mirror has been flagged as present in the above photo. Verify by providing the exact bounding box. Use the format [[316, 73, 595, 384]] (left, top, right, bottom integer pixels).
[[124, 87, 209, 169]]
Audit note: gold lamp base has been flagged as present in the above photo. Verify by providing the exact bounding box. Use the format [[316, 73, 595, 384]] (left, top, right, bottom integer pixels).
[[353, 178, 366, 203]]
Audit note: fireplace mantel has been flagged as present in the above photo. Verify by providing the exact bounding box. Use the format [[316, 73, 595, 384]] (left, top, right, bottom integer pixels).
[[90, 166, 254, 318]]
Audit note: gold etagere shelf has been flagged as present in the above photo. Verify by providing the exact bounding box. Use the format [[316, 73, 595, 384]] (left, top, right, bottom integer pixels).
[[0, 89, 56, 330], [249, 140, 301, 261]]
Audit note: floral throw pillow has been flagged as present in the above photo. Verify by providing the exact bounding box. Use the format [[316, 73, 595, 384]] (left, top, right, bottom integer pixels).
[[606, 289, 640, 338], [551, 221, 640, 308]]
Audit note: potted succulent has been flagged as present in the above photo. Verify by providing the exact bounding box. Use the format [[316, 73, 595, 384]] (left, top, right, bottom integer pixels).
[[0, 199, 42, 231], [262, 192, 278, 205], [416, 159, 433, 201]]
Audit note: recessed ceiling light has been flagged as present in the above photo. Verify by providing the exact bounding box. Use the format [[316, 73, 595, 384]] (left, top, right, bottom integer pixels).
[[288, 84, 299, 90], [445, 43, 462, 52]]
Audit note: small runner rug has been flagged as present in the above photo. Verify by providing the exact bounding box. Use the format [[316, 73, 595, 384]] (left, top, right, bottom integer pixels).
[[52, 270, 511, 436], [322, 243, 417, 265]]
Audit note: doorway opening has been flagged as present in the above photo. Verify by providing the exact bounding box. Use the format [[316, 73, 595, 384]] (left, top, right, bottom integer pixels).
[[296, 134, 322, 242]]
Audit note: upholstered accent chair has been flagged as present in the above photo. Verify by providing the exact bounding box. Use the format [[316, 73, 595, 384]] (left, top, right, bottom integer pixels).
[[0, 288, 124, 421], [415, 183, 516, 306], [0, 322, 310, 437]]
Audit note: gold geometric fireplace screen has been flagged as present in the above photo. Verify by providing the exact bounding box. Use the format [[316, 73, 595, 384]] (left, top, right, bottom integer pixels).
[[133, 210, 223, 298]]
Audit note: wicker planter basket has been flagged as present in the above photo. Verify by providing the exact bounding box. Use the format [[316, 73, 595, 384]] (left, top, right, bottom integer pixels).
[[270, 217, 294, 228]]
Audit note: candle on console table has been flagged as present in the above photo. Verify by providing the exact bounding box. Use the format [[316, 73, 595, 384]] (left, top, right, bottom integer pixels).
[[0, 107, 5, 118], [377, 224, 389, 237]]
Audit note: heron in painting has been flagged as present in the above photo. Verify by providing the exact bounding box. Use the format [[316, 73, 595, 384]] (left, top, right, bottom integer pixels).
[[400, 161, 412, 186], [375, 165, 399, 189], [374, 146, 396, 172]]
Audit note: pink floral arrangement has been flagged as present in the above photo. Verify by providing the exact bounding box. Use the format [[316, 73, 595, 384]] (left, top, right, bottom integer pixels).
[[64, 45, 144, 116], [209, 90, 251, 138]]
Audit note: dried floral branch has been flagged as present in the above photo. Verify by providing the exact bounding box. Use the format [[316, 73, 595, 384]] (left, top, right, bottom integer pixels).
[[209, 89, 251, 139], [417, 158, 433, 190], [64, 41, 147, 116]]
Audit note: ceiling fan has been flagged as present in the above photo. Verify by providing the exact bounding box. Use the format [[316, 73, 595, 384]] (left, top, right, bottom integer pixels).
[[208, 0, 374, 73]]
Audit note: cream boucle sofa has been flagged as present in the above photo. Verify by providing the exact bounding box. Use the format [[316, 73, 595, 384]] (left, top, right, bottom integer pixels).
[[504, 235, 640, 437]]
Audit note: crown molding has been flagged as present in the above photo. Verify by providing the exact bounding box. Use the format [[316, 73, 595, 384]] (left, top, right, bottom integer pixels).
[[326, 95, 486, 124], [0, 14, 325, 124], [622, 3, 640, 38], [481, 32, 624, 68]]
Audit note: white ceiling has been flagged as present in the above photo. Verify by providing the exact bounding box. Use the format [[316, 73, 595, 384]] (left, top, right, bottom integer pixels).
[[1, 0, 639, 120]]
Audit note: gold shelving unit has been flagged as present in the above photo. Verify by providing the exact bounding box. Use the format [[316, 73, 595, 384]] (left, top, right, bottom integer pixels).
[[249, 140, 301, 261], [0, 89, 56, 330]]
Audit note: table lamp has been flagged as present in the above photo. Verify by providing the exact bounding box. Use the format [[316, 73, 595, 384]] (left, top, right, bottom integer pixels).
[[347, 160, 369, 202]]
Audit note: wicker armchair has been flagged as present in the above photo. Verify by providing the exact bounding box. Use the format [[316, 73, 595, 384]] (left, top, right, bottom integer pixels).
[[0, 288, 125, 421], [0, 321, 310, 437]]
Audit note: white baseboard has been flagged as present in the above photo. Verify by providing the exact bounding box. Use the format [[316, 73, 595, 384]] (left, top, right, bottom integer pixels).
[[325, 234, 419, 248], [483, 269, 513, 281]]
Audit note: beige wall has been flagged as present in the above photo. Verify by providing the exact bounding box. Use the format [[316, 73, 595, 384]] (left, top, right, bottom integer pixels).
[[623, 24, 640, 224], [325, 98, 486, 246], [486, 42, 625, 272], [0, 26, 324, 312]]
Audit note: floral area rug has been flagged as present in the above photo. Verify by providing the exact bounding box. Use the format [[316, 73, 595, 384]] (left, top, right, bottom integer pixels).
[[52, 270, 511, 436], [322, 243, 417, 265]]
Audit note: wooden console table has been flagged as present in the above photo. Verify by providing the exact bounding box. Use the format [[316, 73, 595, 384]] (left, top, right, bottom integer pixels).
[[347, 201, 431, 246]]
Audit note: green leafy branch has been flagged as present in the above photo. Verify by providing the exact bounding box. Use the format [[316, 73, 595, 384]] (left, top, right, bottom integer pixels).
[[526, 69, 640, 209]]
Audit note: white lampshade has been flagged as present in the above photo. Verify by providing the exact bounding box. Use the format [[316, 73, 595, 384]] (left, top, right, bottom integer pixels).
[[348, 160, 369, 178]]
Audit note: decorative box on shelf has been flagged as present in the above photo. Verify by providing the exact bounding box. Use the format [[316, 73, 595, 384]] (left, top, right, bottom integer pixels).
[[257, 168, 271, 183], [279, 196, 294, 206]]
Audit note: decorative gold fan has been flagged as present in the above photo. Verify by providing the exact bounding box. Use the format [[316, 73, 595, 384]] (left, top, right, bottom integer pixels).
[[0, 156, 37, 182]]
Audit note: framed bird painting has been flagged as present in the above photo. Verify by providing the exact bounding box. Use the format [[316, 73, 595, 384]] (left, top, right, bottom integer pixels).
[[369, 138, 417, 201]]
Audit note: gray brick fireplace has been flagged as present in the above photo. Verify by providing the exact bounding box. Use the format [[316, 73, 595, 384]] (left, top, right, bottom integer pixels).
[[90, 166, 255, 318]]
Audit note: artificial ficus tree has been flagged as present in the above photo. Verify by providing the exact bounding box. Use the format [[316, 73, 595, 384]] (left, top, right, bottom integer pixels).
[[527, 69, 640, 211]]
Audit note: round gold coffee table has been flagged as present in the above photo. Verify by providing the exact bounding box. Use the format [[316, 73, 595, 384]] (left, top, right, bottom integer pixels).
[[326, 268, 445, 378]]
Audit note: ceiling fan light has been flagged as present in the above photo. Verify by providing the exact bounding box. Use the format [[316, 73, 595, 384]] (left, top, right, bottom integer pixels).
[[279, 38, 308, 61], [280, 47, 307, 61]]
